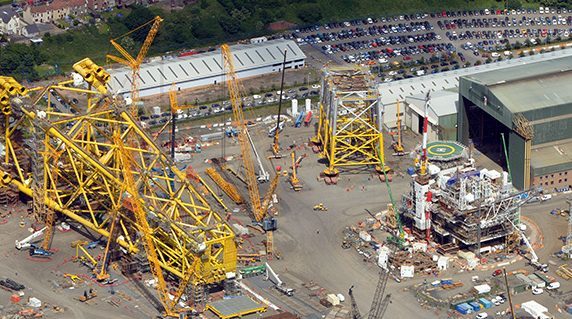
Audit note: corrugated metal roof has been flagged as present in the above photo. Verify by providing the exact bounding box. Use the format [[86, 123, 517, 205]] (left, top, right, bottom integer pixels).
[[530, 139, 572, 173], [207, 295, 262, 316], [107, 39, 306, 94], [405, 89, 458, 123], [378, 49, 572, 106], [465, 55, 572, 113]]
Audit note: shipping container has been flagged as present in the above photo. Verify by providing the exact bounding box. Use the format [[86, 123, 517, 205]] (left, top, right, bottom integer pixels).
[[533, 272, 553, 285], [455, 303, 472, 315], [479, 298, 493, 309], [303, 111, 313, 126], [528, 274, 545, 288], [469, 301, 482, 311]]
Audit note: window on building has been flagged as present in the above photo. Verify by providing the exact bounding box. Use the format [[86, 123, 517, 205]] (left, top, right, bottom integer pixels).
[[559, 179, 562, 183], [551, 181, 554, 185], [539, 176, 543, 180]]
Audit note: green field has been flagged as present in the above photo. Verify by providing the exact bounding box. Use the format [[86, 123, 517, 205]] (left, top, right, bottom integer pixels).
[[0, 0, 12, 6]]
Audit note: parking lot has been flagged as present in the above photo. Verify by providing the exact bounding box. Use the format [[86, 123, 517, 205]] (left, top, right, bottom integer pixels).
[[139, 84, 321, 127], [290, 7, 572, 81]]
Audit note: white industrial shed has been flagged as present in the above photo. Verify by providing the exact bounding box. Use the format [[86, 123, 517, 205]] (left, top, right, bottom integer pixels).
[[107, 39, 306, 98]]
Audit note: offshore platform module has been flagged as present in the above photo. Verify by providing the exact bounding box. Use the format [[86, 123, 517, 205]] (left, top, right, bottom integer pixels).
[[0, 61, 236, 316], [400, 156, 536, 252]]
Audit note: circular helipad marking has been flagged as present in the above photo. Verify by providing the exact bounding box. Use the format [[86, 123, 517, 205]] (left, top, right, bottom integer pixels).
[[427, 144, 455, 156]]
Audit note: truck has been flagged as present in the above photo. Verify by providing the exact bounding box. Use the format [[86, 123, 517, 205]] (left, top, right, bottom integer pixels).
[[276, 285, 294, 296], [546, 281, 560, 290], [507, 217, 548, 272], [265, 262, 294, 297], [29, 244, 53, 258], [522, 300, 554, 319], [15, 227, 47, 250], [0, 278, 25, 291]]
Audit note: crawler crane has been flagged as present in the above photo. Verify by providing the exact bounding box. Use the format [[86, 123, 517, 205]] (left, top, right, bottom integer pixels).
[[221, 44, 278, 227]]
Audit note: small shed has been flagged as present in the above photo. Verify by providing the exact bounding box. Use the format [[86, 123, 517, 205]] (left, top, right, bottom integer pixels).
[[473, 284, 491, 294], [206, 296, 267, 319]]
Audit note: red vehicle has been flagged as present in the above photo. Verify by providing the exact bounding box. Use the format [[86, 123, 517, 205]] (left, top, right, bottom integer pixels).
[[178, 50, 197, 58], [492, 269, 502, 277], [403, 56, 412, 61]]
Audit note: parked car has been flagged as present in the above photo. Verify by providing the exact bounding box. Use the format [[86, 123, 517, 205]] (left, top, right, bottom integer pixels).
[[532, 287, 544, 295]]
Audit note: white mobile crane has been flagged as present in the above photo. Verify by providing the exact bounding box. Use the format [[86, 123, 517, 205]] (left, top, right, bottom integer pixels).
[[507, 217, 548, 272], [245, 129, 270, 183], [265, 262, 294, 296], [15, 227, 47, 250]]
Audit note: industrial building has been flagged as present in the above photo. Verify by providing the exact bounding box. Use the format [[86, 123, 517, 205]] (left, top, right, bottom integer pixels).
[[107, 39, 306, 98], [458, 55, 572, 190], [378, 49, 572, 144], [404, 90, 458, 141]]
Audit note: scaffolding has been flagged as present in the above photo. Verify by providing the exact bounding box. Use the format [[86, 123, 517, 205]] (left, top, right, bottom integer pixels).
[[311, 66, 387, 180]]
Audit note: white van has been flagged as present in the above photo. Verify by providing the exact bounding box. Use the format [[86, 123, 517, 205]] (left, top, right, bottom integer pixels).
[[547, 282, 560, 290]]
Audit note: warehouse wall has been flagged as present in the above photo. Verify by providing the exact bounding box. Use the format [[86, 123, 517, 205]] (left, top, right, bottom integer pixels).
[[531, 167, 572, 191], [508, 131, 526, 190], [531, 118, 572, 145], [128, 59, 305, 98], [458, 79, 528, 189], [438, 114, 457, 141]]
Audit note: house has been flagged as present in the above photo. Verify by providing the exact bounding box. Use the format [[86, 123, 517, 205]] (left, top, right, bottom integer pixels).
[[23, 0, 87, 24], [22, 22, 53, 38], [0, 8, 25, 35], [87, 0, 115, 11]]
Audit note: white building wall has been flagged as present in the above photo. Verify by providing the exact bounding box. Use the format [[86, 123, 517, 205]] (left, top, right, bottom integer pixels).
[[132, 60, 305, 98]]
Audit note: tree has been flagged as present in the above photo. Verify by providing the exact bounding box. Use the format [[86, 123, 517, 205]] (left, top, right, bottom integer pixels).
[[123, 6, 156, 42], [119, 36, 136, 52], [219, 16, 241, 34], [0, 44, 46, 80], [507, 0, 522, 9], [297, 4, 322, 23]]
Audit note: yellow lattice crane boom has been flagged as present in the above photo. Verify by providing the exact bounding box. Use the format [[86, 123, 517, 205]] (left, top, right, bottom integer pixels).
[[107, 16, 163, 111], [221, 44, 267, 222], [41, 148, 64, 250], [114, 132, 174, 315], [0, 64, 236, 316], [161, 83, 196, 158]]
